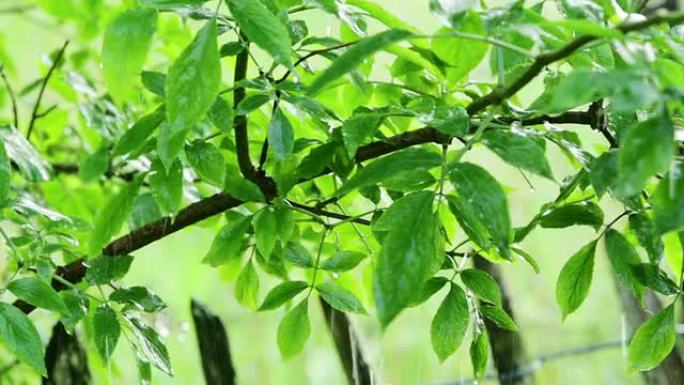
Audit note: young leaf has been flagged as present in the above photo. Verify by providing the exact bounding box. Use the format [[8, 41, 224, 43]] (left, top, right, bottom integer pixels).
[[109, 286, 167, 313], [337, 148, 441, 196], [374, 191, 441, 326], [479, 304, 518, 331], [616, 112, 674, 198], [114, 105, 165, 157], [93, 305, 120, 363], [0, 140, 9, 205], [316, 281, 367, 314], [85, 255, 134, 285], [430, 283, 469, 362], [308, 29, 413, 96], [185, 140, 226, 186], [226, 0, 292, 66], [89, 176, 144, 255], [7, 277, 69, 315], [460, 268, 502, 307], [604, 230, 643, 300], [320, 250, 366, 272], [268, 107, 295, 160], [0, 303, 46, 375], [254, 209, 277, 260], [482, 130, 553, 179], [652, 162, 684, 235], [628, 305, 676, 371], [629, 263, 680, 296], [470, 331, 489, 380], [274, 205, 295, 243], [235, 260, 260, 310], [539, 202, 604, 231], [282, 242, 314, 268], [556, 241, 597, 319], [102, 7, 157, 103], [431, 10, 488, 84], [149, 158, 183, 213], [408, 277, 450, 307], [448, 162, 512, 258], [126, 315, 173, 375], [162, 19, 220, 166], [628, 213, 664, 264], [202, 216, 251, 267], [277, 299, 310, 359], [259, 280, 309, 311]]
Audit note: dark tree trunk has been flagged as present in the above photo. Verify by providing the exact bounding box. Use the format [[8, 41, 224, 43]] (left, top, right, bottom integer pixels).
[[42, 322, 91, 385], [615, 284, 684, 385], [320, 298, 373, 385], [190, 299, 236, 385], [474, 257, 534, 385]]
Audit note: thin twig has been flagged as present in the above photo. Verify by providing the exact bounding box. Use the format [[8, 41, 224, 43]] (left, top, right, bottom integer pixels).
[[27, 40, 69, 140], [276, 41, 357, 84], [0, 64, 18, 128]]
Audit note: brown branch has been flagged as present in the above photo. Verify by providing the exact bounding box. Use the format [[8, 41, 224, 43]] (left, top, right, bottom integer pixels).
[[0, 64, 18, 128], [191, 299, 236, 385], [27, 40, 69, 141], [466, 11, 684, 115]]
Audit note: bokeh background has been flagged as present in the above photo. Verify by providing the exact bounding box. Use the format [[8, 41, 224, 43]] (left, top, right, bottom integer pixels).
[[1, 0, 679, 384]]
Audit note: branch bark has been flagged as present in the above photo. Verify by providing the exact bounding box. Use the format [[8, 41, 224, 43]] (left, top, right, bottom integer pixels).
[[191, 299, 236, 385], [42, 322, 91, 385]]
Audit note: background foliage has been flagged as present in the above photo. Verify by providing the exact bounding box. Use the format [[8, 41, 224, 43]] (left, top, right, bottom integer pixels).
[[1, 0, 684, 384]]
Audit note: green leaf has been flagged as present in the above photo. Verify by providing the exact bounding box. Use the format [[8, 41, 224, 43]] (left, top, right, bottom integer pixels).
[[110, 286, 167, 312], [114, 105, 165, 157], [430, 283, 469, 362], [629, 263, 680, 296], [460, 268, 502, 306], [0, 140, 10, 206], [224, 165, 265, 202], [162, 19, 220, 166], [235, 93, 271, 116], [235, 260, 260, 310], [604, 230, 643, 300], [253, 209, 277, 261], [374, 190, 442, 326], [588, 150, 617, 198], [316, 281, 367, 314], [308, 29, 413, 96], [125, 315, 173, 375], [616, 112, 674, 198], [141, 71, 166, 96], [277, 299, 310, 359], [0, 303, 46, 375], [409, 277, 449, 307], [448, 162, 512, 258], [268, 107, 295, 160], [337, 148, 441, 197], [556, 240, 597, 319], [430, 106, 470, 137], [0, 125, 50, 181], [94, 305, 120, 364], [79, 146, 110, 182], [274, 205, 295, 243], [482, 130, 553, 179], [186, 140, 226, 186], [227, 0, 292, 66], [102, 7, 157, 103], [511, 247, 540, 274], [149, 158, 183, 213], [320, 250, 366, 272], [89, 176, 144, 255], [202, 216, 251, 267], [628, 304, 676, 371], [85, 255, 134, 285], [259, 280, 309, 311], [7, 277, 69, 315], [629, 213, 664, 264], [432, 10, 488, 84], [470, 331, 489, 380], [479, 304, 518, 331], [282, 242, 314, 268], [539, 202, 604, 231], [652, 162, 684, 235]]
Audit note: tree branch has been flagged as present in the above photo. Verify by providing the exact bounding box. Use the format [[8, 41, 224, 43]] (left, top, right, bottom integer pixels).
[[0, 64, 18, 128], [27, 40, 69, 140], [465, 11, 684, 115]]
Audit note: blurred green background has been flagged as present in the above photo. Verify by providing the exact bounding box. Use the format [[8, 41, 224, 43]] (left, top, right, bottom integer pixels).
[[0, 0, 665, 384]]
